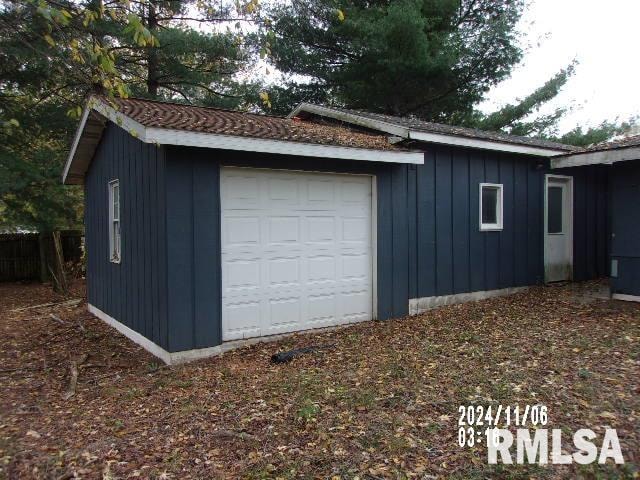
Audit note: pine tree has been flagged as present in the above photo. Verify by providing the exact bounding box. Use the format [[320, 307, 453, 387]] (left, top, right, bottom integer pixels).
[[266, 0, 525, 120], [264, 0, 633, 145], [0, 0, 261, 290]]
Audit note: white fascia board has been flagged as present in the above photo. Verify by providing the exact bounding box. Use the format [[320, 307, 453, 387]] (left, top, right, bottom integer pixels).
[[145, 127, 424, 164], [62, 97, 147, 184], [62, 104, 92, 184], [408, 130, 568, 157], [63, 99, 422, 184], [288, 103, 409, 138], [551, 146, 640, 169], [91, 98, 147, 139]]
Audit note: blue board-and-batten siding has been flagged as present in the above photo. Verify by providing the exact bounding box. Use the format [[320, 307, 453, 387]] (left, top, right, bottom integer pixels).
[[164, 148, 222, 352], [554, 165, 610, 281], [84, 122, 611, 355], [610, 161, 640, 296], [409, 146, 546, 300], [84, 123, 169, 349]]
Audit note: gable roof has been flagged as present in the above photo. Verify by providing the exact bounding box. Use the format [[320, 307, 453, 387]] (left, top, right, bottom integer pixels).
[[551, 134, 640, 169], [62, 96, 423, 184], [289, 103, 577, 157]]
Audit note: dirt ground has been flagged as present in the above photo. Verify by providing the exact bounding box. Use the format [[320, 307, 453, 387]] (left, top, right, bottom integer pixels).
[[0, 279, 638, 479]]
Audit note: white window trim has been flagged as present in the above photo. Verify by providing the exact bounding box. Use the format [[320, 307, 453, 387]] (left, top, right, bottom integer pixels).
[[479, 183, 504, 231], [108, 179, 121, 264]]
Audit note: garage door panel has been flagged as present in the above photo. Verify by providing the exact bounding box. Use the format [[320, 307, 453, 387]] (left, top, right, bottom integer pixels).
[[307, 293, 337, 322], [224, 216, 261, 246], [307, 255, 336, 283], [341, 253, 370, 280], [223, 175, 260, 206], [221, 168, 373, 341], [223, 300, 261, 340], [267, 256, 301, 286], [268, 296, 301, 326], [307, 179, 335, 204], [306, 216, 336, 243], [340, 289, 371, 319], [341, 217, 369, 243], [267, 177, 300, 203], [267, 216, 300, 244], [223, 258, 261, 291], [341, 180, 370, 203]]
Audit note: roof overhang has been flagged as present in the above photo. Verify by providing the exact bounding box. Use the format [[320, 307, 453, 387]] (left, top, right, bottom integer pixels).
[[289, 103, 570, 157], [551, 145, 640, 169], [63, 97, 424, 185]]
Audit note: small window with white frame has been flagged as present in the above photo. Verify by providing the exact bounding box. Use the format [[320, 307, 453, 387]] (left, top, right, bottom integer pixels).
[[108, 179, 121, 263], [479, 183, 503, 231]]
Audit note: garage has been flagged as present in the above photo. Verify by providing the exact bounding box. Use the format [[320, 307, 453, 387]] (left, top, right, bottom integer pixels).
[[220, 167, 375, 341]]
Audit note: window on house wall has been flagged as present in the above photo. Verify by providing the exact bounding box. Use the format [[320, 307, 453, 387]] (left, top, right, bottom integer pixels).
[[479, 183, 503, 231], [109, 179, 121, 263]]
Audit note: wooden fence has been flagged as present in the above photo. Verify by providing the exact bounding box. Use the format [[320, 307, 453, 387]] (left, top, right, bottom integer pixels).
[[0, 231, 83, 282]]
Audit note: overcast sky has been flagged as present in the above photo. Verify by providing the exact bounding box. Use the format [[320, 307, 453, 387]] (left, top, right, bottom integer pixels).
[[479, 0, 640, 134]]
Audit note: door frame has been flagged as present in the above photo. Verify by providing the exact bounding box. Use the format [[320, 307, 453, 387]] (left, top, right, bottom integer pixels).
[[543, 174, 574, 283], [219, 166, 378, 340]]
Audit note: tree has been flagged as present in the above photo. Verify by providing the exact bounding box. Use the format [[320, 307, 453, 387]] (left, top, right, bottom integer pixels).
[[0, 96, 82, 292], [0, 0, 262, 291], [0, 1, 84, 229], [461, 63, 576, 136], [554, 119, 638, 148], [0, 0, 261, 221], [0, 0, 261, 105], [264, 0, 633, 146], [266, 0, 525, 119]]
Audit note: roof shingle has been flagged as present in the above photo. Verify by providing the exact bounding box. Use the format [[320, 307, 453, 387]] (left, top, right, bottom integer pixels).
[[106, 97, 399, 151], [580, 134, 640, 152]]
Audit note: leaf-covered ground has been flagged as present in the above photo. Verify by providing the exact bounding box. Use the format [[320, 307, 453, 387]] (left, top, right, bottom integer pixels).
[[0, 280, 638, 479]]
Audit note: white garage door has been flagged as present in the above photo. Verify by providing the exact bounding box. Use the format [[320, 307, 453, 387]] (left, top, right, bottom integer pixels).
[[221, 167, 374, 341]]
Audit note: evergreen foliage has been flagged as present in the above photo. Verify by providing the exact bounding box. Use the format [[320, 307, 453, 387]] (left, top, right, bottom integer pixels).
[[265, 0, 634, 145], [0, 0, 260, 231]]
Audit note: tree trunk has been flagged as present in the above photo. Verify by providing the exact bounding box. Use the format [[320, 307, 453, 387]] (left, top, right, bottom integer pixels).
[[50, 231, 68, 295], [146, 1, 159, 98]]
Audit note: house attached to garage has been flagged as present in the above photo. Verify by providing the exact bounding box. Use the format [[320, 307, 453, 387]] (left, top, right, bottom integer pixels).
[[63, 96, 609, 364], [552, 135, 640, 301]]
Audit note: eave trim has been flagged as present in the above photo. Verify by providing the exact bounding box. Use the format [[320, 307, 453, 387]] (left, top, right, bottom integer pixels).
[[407, 130, 567, 157], [551, 145, 640, 169], [289, 102, 571, 157], [62, 98, 423, 184]]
